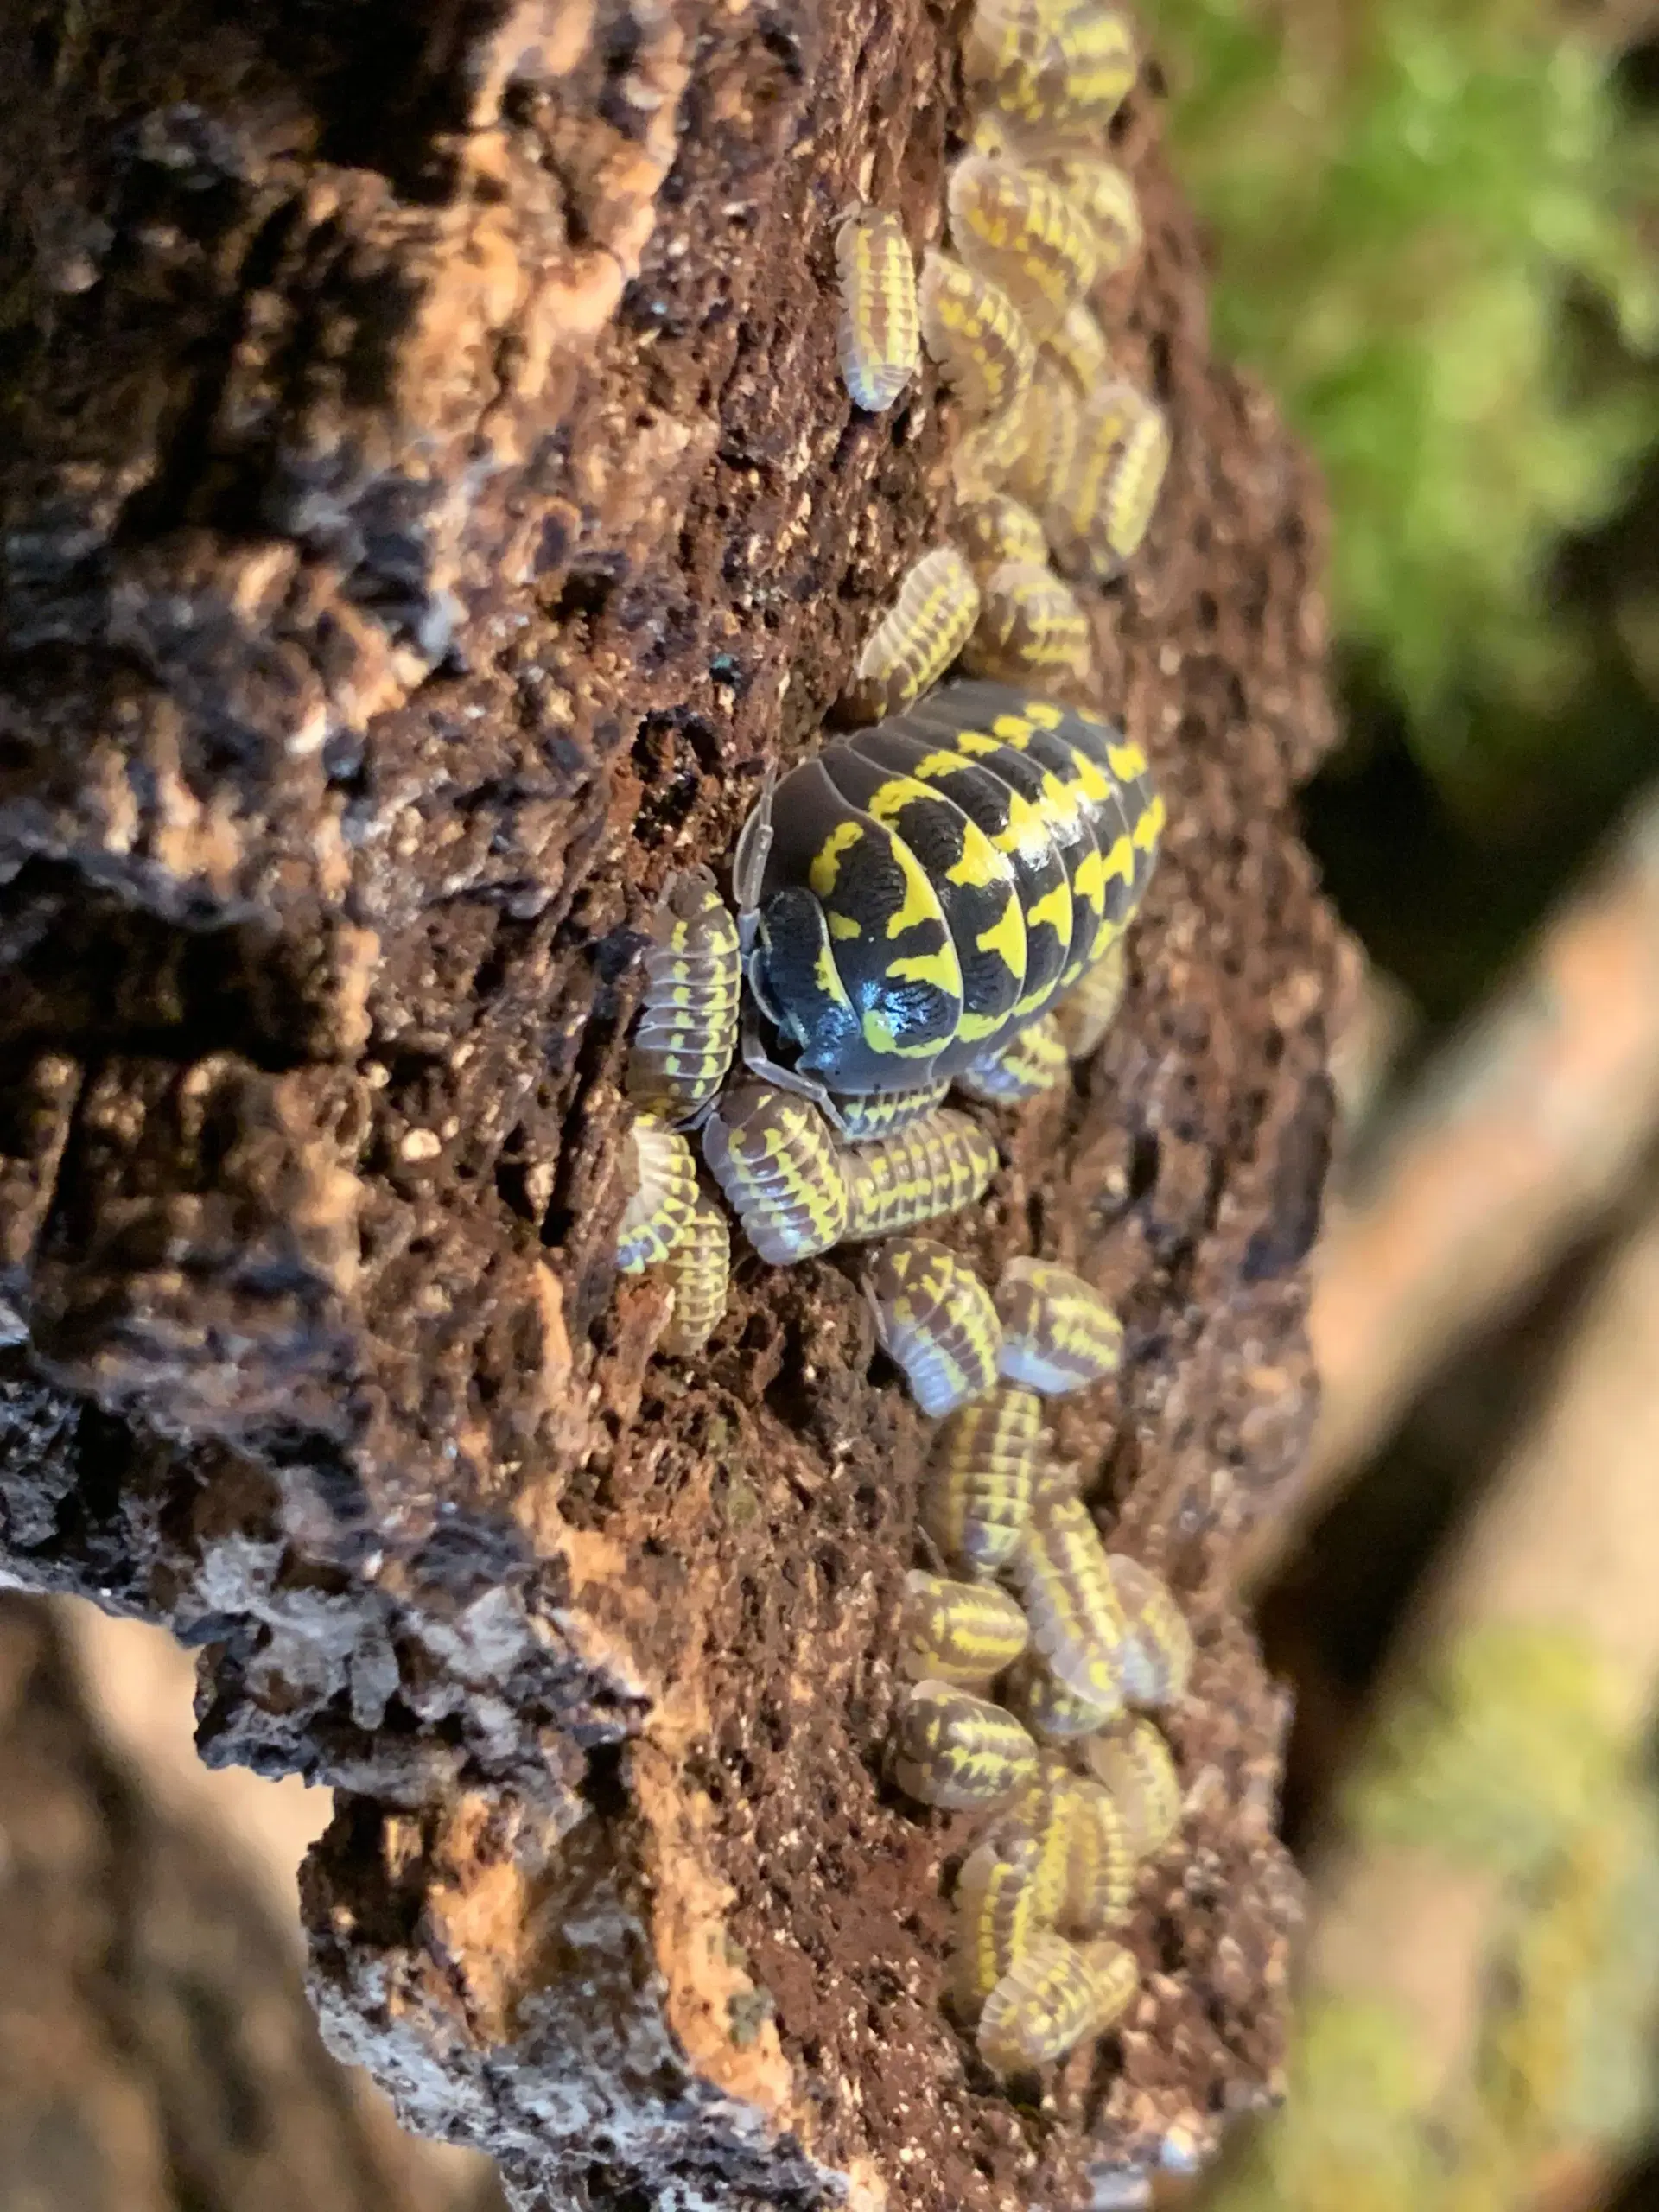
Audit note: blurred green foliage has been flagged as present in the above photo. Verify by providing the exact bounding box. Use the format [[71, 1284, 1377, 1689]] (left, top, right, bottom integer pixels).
[[1157, 1, 1659, 767]]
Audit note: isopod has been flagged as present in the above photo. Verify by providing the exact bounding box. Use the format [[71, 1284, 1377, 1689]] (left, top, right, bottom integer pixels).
[[701, 1083, 849, 1265], [836, 204, 921, 413], [659, 1189, 732, 1356], [996, 1256, 1124, 1395], [946, 155, 1099, 340], [868, 1236, 1003, 1417], [839, 546, 982, 727], [893, 1678, 1039, 1809], [841, 1109, 1000, 1242], [615, 1115, 699, 1274], [922, 1382, 1046, 1573]]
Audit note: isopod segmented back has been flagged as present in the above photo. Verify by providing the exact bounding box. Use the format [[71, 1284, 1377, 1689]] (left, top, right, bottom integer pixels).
[[1084, 1716, 1183, 1858], [918, 249, 1035, 423], [964, 0, 1137, 152], [626, 868, 741, 1127], [923, 1381, 1046, 1573], [842, 1109, 1000, 1242], [838, 544, 982, 728], [952, 1827, 1050, 2017], [976, 1930, 1136, 2075], [659, 1189, 732, 1356], [956, 1011, 1071, 1105], [836, 204, 921, 414], [893, 1678, 1039, 1809], [869, 1236, 1003, 1417], [900, 1570, 1030, 1685], [616, 1115, 700, 1274], [996, 1256, 1124, 1395], [960, 560, 1094, 690], [956, 494, 1052, 580], [1006, 1471, 1134, 1713], [701, 1083, 849, 1265], [1107, 1554, 1194, 1707], [947, 155, 1099, 340]]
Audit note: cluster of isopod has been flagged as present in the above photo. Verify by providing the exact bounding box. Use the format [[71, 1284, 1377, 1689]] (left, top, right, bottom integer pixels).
[[832, 0, 1168, 724], [879, 1252, 1192, 2078], [604, 0, 1184, 2106]]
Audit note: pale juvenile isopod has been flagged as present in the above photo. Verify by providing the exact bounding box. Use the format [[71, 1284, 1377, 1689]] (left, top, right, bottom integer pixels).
[[1040, 154, 1143, 276], [1004, 361, 1082, 519], [996, 1256, 1124, 1395], [946, 156, 1099, 340], [922, 1382, 1046, 1573], [952, 405, 1039, 503], [900, 1570, 1030, 1686], [626, 868, 742, 1127], [660, 1190, 731, 1357], [1056, 1770, 1137, 1933], [701, 1083, 849, 1265], [836, 204, 921, 413], [893, 1678, 1039, 1809], [616, 1114, 699, 1274], [952, 1827, 1050, 2018], [956, 1012, 1072, 1105], [868, 1236, 1003, 1417], [839, 546, 982, 727], [1006, 1473, 1133, 1712], [1002, 1649, 1118, 1739], [976, 1931, 1136, 2075], [841, 1109, 1000, 1243], [1052, 939, 1126, 1058], [1041, 300, 1113, 396], [1046, 379, 1170, 579], [955, 493, 1051, 580], [964, 0, 1136, 150], [959, 560, 1093, 689], [918, 250, 1035, 423], [1084, 1716, 1183, 1858], [1107, 1554, 1194, 1707], [836, 1083, 952, 1141]]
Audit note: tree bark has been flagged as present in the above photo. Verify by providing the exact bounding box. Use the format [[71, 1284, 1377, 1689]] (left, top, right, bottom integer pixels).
[[0, 3, 1341, 2206]]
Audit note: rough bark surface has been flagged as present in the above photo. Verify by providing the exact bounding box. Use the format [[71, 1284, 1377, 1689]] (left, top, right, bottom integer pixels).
[[0, 2, 1339, 2208]]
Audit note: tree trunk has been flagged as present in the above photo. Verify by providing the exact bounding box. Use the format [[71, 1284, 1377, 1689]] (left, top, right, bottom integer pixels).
[[0, 2, 1341, 2207]]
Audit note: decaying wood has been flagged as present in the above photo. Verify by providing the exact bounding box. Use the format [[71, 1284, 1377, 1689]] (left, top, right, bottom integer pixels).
[[0, 3, 1340, 2205]]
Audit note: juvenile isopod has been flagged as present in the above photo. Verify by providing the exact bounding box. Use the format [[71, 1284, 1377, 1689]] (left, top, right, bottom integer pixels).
[[1041, 299, 1114, 396], [701, 1083, 849, 1265], [923, 1382, 1046, 1573], [626, 867, 742, 1127], [838, 546, 982, 727], [1002, 1649, 1118, 1740], [976, 1931, 1136, 2075], [946, 155, 1099, 340], [900, 1571, 1030, 1686], [918, 250, 1035, 423], [835, 1083, 952, 1142], [959, 560, 1093, 690], [1004, 362, 1082, 519], [892, 1678, 1039, 1809], [660, 1189, 731, 1356], [1052, 939, 1126, 1058], [955, 493, 1051, 580], [964, 0, 1136, 150], [615, 1114, 699, 1274], [996, 1256, 1124, 1395], [1056, 1770, 1137, 1934], [1107, 1554, 1194, 1707], [1006, 1472, 1133, 1712], [868, 1236, 1003, 1417], [841, 1109, 1000, 1243], [1045, 379, 1170, 579], [1040, 155, 1142, 277], [1084, 1716, 1183, 1858], [956, 1011, 1072, 1104], [952, 1827, 1050, 2018], [836, 204, 921, 414]]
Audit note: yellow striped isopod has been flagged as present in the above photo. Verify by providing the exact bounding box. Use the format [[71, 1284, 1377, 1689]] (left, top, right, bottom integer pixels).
[[959, 559, 1093, 690], [1041, 154, 1142, 276], [1046, 379, 1170, 579], [976, 1930, 1137, 2075], [922, 1382, 1045, 1573], [995, 1256, 1124, 1395], [615, 1114, 699, 1274], [892, 1678, 1039, 1810], [1003, 361, 1081, 520], [1052, 939, 1126, 1058], [1002, 1649, 1118, 1740], [946, 155, 1099, 340], [1006, 1473, 1133, 1711], [955, 494, 1050, 580], [1041, 300, 1114, 397], [868, 1236, 1003, 1418], [951, 1827, 1051, 2018], [1055, 1770, 1137, 1934], [964, 0, 1137, 150], [700, 1083, 849, 1265], [838, 546, 982, 728], [1084, 1717, 1183, 1858], [834, 1083, 952, 1141], [659, 1189, 731, 1357], [918, 250, 1035, 423], [626, 868, 741, 1128], [899, 1570, 1030, 1686], [1107, 1554, 1194, 1707], [840, 1109, 999, 1243], [955, 1011, 1071, 1105], [836, 204, 921, 414]]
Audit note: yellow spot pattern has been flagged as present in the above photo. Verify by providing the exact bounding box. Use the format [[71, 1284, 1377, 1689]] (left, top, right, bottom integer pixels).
[[900, 1570, 1031, 1686], [996, 1256, 1124, 1395], [963, 559, 1093, 688], [869, 1236, 1004, 1416], [615, 1115, 700, 1274], [840, 546, 982, 725], [946, 154, 1099, 340], [1007, 1471, 1134, 1712], [893, 1680, 1039, 1811], [918, 248, 1035, 422], [700, 1084, 849, 1266], [835, 205, 920, 414], [922, 1382, 1046, 1573], [842, 1111, 998, 1243], [660, 1192, 731, 1357]]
